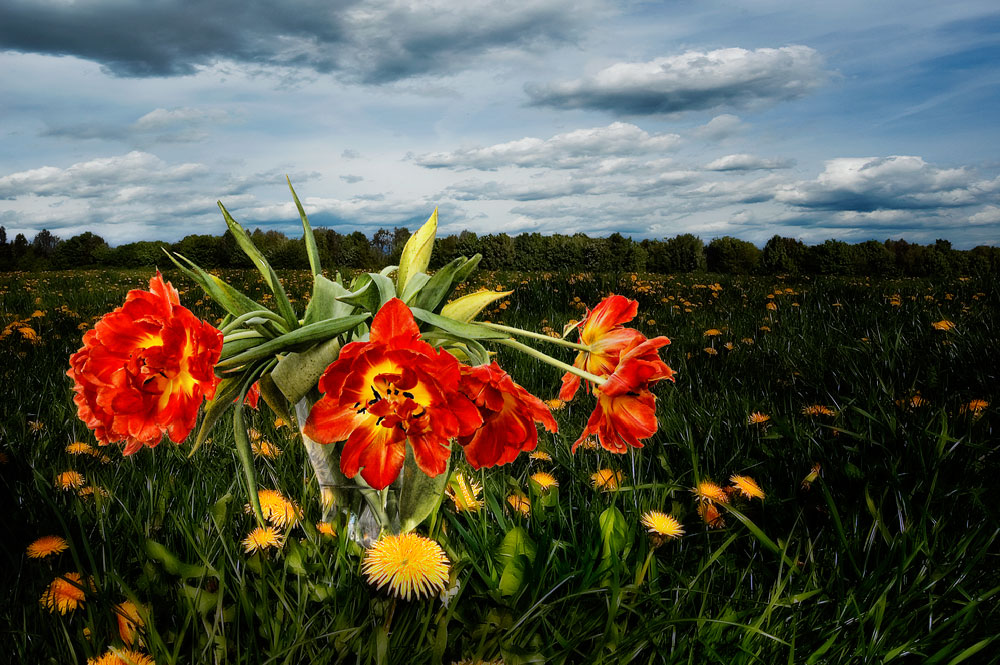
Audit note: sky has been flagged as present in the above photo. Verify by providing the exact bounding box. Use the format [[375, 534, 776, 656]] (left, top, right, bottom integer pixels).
[[1, 0, 999, 249]]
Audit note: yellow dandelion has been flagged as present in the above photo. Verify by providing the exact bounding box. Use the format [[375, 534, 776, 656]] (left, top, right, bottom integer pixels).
[[247, 489, 301, 528], [640, 511, 684, 539], [747, 412, 771, 426], [26, 535, 69, 559], [575, 436, 599, 451], [766, 302, 778, 311], [703, 329, 722, 337], [801, 404, 836, 417], [692, 480, 729, 504], [18, 326, 38, 341], [361, 533, 450, 601], [591, 469, 623, 492], [87, 648, 156, 665], [248, 427, 262, 442], [960, 399, 989, 417], [759, 325, 771, 332], [274, 417, 289, 428], [55, 470, 86, 490], [114, 600, 145, 647], [242, 526, 283, 554], [66, 442, 96, 456], [251, 439, 282, 459], [529, 450, 552, 462], [315, 521, 337, 538], [931, 319, 956, 331], [544, 398, 565, 411], [697, 502, 726, 529], [506, 493, 531, 516], [529, 471, 559, 491], [730, 475, 765, 500], [29, 419, 45, 432], [741, 337, 755, 345], [40, 572, 92, 614], [31, 309, 45, 318], [909, 395, 929, 408], [723, 342, 734, 351], [77, 485, 110, 500], [446, 473, 484, 513], [703, 347, 718, 356]]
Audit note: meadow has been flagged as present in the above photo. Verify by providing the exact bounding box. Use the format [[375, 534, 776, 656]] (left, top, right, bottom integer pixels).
[[2, 267, 998, 664]]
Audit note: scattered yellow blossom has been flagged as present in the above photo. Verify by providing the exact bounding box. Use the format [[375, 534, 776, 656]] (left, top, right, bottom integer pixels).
[[529, 471, 559, 491], [747, 412, 771, 426], [55, 470, 86, 490], [242, 526, 283, 554], [362, 533, 450, 601], [40, 572, 92, 614], [591, 469, 623, 492], [692, 480, 729, 504], [730, 475, 765, 500], [26, 535, 69, 559]]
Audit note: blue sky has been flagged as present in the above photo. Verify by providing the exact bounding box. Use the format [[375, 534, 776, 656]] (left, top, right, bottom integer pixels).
[[1, 0, 998, 248]]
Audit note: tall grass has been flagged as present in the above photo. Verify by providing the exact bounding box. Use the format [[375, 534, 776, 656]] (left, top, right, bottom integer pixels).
[[2, 268, 997, 664]]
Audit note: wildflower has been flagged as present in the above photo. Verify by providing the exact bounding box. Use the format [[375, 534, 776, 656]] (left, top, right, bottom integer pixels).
[[703, 347, 718, 356], [362, 533, 450, 601], [703, 329, 722, 337], [766, 302, 778, 311], [747, 412, 771, 426], [77, 485, 109, 499], [87, 648, 155, 665], [506, 493, 531, 516], [960, 399, 989, 417], [29, 419, 45, 432], [544, 398, 565, 411], [445, 473, 484, 513], [305, 299, 482, 489], [114, 600, 145, 647], [243, 526, 283, 554], [66, 442, 96, 456], [697, 502, 725, 528], [316, 521, 337, 537], [40, 572, 92, 614], [26, 535, 69, 559], [529, 471, 558, 491], [801, 405, 836, 417], [931, 320, 956, 331], [55, 470, 86, 490], [529, 450, 552, 462], [801, 463, 821, 490], [251, 439, 282, 459], [247, 489, 301, 528], [457, 361, 557, 469], [730, 475, 765, 500], [67, 272, 223, 455], [759, 325, 771, 332], [741, 337, 755, 345], [640, 511, 684, 540], [591, 469, 622, 492], [692, 480, 729, 504], [19, 326, 38, 341], [274, 417, 289, 428]]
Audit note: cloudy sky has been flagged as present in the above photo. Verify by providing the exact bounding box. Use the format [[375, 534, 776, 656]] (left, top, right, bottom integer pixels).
[[2, 1, 998, 248]]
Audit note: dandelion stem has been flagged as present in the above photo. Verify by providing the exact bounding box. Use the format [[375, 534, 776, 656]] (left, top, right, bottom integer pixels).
[[480, 321, 591, 352], [494, 338, 606, 386]]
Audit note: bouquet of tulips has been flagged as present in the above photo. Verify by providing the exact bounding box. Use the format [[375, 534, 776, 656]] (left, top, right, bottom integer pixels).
[[66, 181, 676, 545]]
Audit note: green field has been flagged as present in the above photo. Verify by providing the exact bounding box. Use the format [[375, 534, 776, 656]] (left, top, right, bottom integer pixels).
[[2, 268, 998, 664]]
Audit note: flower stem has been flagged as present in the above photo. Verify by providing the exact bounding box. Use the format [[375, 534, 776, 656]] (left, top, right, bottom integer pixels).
[[495, 338, 606, 386], [223, 330, 265, 344], [221, 310, 288, 335], [480, 321, 591, 352]]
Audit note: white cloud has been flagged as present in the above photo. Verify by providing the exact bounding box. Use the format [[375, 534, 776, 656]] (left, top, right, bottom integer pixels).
[[704, 153, 793, 171], [693, 114, 745, 141]]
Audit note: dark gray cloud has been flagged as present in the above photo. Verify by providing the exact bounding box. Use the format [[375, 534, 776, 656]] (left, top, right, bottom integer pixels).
[[526, 46, 827, 115], [0, 0, 588, 83]]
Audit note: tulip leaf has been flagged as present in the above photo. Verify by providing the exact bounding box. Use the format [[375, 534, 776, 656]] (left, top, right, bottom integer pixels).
[[337, 275, 380, 314], [256, 371, 295, 429], [440, 289, 513, 323], [270, 337, 343, 406], [367, 272, 397, 309], [287, 177, 321, 276], [451, 253, 482, 285], [166, 251, 272, 322], [233, 386, 264, 526], [398, 445, 450, 533], [215, 314, 369, 370], [304, 274, 355, 326], [397, 208, 437, 295], [188, 377, 243, 458], [408, 256, 471, 312], [409, 307, 510, 340], [399, 271, 431, 305]]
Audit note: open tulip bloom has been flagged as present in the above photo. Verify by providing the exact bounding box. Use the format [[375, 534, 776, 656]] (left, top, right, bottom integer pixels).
[[67, 180, 675, 538]]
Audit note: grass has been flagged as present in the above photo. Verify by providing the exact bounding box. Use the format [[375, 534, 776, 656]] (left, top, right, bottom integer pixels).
[[1, 268, 998, 664]]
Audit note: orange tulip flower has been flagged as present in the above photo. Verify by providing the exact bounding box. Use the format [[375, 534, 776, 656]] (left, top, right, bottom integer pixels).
[[304, 298, 481, 489], [559, 294, 645, 401], [572, 388, 658, 454], [67, 272, 222, 455], [457, 361, 557, 469]]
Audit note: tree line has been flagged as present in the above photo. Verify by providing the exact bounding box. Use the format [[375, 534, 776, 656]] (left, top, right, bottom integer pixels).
[[2, 225, 998, 277]]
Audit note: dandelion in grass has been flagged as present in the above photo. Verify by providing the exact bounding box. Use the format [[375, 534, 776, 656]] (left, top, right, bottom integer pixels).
[[40, 572, 91, 614], [29, 419, 45, 432], [640, 511, 684, 545], [529, 450, 552, 462], [506, 493, 531, 516], [66, 442, 96, 456], [55, 470, 85, 490], [446, 473, 483, 513], [801, 463, 822, 490], [243, 526, 282, 554], [697, 502, 725, 529], [960, 399, 989, 417], [362, 533, 450, 601], [87, 648, 156, 665], [78, 485, 109, 500], [26, 535, 69, 559], [591, 468, 623, 492], [692, 480, 728, 504], [703, 347, 718, 356], [759, 325, 771, 332], [703, 328, 722, 337], [730, 475, 765, 500], [114, 600, 145, 647], [545, 398, 565, 411], [747, 412, 771, 426], [315, 521, 337, 538], [529, 471, 558, 491], [247, 489, 301, 528], [931, 319, 956, 331], [251, 439, 282, 459], [802, 404, 836, 417]]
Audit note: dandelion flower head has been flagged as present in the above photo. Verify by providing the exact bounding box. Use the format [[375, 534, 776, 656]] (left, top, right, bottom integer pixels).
[[692, 480, 729, 504], [27, 535, 69, 559], [529, 471, 558, 490], [446, 473, 483, 513], [591, 469, 623, 492], [506, 493, 531, 516], [697, 502, 725, 529], [87, 649, 156, 665], [362, 533, 450, 601], [55, 470, 86, 490], [247, 489, 300, 528], [40, 572, 91, 614], [640, 511, 684, 539], [747, 412, 771, 425], [243, 526, 282, 554], [730, 475, 765, 500]]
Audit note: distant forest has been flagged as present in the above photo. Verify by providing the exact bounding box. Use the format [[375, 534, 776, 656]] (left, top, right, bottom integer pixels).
[[2, 225, 998, 277]]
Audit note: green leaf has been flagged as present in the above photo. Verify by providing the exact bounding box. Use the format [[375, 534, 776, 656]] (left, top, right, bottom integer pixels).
[[399, 271, 431, 305], [397, 208, 437, 295], [188, 377, 243, 457], [440, 289, 513, 323], [145, 540, 208, 579], [409, 307, 510, 340], [166, 251, 272, 321], [303, 274, 357, 326], [337, 274, 380, 314], [233, 387, 264, 526], [256, 372, 295, 428], [498, 554, 531, 597], [409, 256, 471, 312], [598, 506, 628, 560], [287, 177, 321, 276], [451, 253, 482, 284], [497, 526, 536, 564], [398, 445, 450, 533], [215, 314, 369, 371]]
